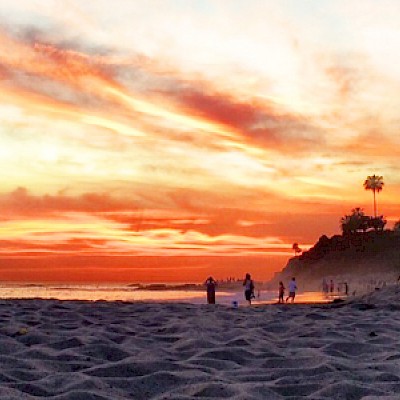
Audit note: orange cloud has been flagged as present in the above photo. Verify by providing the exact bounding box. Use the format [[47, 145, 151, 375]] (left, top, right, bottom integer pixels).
[[0, 187, 135, 216], [0, 28, 325, 159]]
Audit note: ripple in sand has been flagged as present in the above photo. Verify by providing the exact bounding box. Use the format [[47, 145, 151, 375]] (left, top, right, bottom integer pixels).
[[225, 338, 252, 347], [187, 358, 241, 370], [197, 348, 255, 366], [261, 356, 327, 369], [373, 372, 400, 382], [173, 338, 217, 351], [271, 382, 322, 397], [48, 390, 111, 400], [3, 368, 48, 382], [245, 383, 284, 399], [16, 333, 49, 347], [0, 339, 26, 355], [305, 312, 329, 320], [133, 371, 187, 394], [33, 373, 111, 397], [324, 342, 385, 358], [260, 323, 286, 334], [186, 383, 238, 398], [268, 364, 335, 380], [80, 344, 131, 362], [48, 337, 85, 350], [85, 360, 182, 378], [312, 381, 386, 399], [0, 386, 42, 399], [8, 382, 51, 397], [16, 348, 59, 361], [386, 354, 400, 361], [105, 371, 199, 399], [155, 335, 182, 343], [101, 332, 126, 344]]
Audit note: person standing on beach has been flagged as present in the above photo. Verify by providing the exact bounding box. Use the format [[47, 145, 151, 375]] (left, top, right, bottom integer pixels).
[[286, 277, 297, 303], [278, 281, 285, 303], [330, 279, 334, 293], [322, 278, 328, 295], [204, 276, 217, 304], [243, 273, 255, 305]]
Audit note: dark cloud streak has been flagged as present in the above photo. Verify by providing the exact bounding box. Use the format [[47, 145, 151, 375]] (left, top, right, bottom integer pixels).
[[0, 187, 137, 215]]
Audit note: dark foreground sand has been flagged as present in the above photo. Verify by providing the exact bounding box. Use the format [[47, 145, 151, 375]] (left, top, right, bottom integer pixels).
[[0, 286, 399, 399]]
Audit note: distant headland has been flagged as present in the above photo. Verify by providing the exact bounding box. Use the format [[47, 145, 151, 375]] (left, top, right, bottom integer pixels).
[[269, 228, 400, 293], [270, 176, 399, 294]]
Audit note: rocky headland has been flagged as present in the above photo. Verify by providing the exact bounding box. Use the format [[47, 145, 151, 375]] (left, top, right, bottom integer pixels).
[[269, 230, 400, 294]]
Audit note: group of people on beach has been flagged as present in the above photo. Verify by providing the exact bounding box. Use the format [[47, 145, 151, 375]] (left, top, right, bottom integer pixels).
[[205, 273, 257, 306], [205, 274, 298, 305], [322, 278, 349, 296], [278, 277, 297, 303]]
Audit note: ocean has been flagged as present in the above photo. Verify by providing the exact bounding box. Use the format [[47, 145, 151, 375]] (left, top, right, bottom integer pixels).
[[0, 283, 332, 305]]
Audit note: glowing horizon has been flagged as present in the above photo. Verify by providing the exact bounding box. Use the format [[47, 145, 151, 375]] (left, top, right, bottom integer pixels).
[[0, 1, 399, 282]]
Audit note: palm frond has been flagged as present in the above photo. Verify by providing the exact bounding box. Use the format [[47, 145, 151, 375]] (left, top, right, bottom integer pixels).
[[363, 174, 384, 192]]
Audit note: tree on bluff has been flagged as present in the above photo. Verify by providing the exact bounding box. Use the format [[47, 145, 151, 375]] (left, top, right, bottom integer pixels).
[[340, 207, 386, 234], [340, 208, 365, 234], [292, 242, 302, 256]]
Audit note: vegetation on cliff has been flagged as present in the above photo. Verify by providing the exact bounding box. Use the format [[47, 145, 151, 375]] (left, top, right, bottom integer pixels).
[[271, 229, 400, 288], [270, 175, 399, 289]]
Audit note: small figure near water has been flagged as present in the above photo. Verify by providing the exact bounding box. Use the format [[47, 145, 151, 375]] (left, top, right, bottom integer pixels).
[[330, 279, 335, 293], [286, 277, 297, 303], [204, 276, 217, 304], [243, 273, 255, 305], [344, 282, 349, 296], [322, 278, 329, 295], [278, 281, 285, 303]]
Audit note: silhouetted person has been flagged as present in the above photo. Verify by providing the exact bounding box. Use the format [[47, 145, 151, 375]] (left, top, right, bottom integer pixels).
[[278, 281, 285, 303], [205, 276, 217, 304], [322, 278, 328, 294], [330, 279, 334, 293], [243, 273, 255, 305], [344, 282, 349, 296], [286, 277, 297, 303]]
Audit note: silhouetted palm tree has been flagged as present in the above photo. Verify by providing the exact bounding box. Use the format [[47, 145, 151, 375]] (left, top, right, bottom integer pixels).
[[363, 175, 384, 217], [292, 242, 301, 256]]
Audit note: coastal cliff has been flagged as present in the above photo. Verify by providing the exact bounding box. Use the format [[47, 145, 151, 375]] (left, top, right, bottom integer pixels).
[[269, 230, 400, 292]]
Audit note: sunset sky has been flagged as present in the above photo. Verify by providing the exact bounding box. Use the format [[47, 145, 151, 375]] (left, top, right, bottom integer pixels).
[[0, 0, 399, 283]]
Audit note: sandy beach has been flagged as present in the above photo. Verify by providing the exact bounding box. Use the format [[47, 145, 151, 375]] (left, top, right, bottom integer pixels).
[[0, 285, 399, 399]]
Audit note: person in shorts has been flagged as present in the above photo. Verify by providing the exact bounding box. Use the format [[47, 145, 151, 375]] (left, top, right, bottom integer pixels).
[[286, 277, 297, 303]]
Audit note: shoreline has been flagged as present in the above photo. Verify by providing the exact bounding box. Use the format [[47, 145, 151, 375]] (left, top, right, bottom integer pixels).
[[0, 284, 343, 305], [0, 279, 355, 303]]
